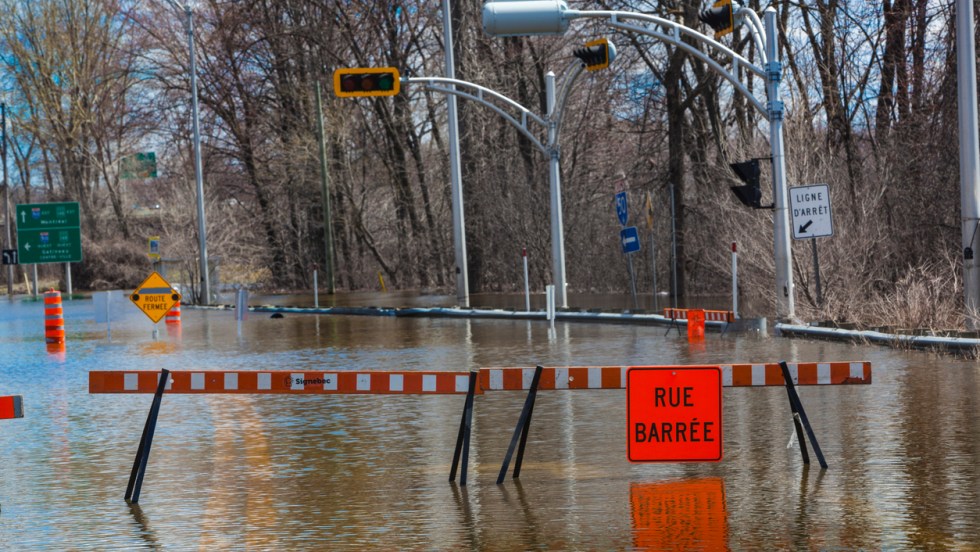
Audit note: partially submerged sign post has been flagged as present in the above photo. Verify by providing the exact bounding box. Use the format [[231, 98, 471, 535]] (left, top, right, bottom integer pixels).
[[130, 272, 181, 324]]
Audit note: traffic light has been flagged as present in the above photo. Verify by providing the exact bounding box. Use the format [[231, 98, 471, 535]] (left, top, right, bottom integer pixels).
[[573, 38, 615, 72], [729, 159, 762, 208], [699, 0, 735, 39], [333, 67, 400, 98]]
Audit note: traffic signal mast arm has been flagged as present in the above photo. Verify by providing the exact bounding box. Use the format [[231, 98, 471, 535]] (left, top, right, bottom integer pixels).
[[484, 5, 769, 117], [482, 2, 797, 320], [403, 76, 550, 154], [579, 10, 767, 116]]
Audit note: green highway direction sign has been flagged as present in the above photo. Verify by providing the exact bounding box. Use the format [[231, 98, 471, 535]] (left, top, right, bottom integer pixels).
[[16, 202, 83, 264]]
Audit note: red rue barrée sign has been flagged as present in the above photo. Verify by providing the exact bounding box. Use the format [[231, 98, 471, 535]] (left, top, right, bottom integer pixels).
[[627, 366, 723, 462]]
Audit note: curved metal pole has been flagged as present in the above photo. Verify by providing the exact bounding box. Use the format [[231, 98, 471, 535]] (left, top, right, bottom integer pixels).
[[738, 7, 768, 63], [407, 64, 594, 309], [418, 84, 549, 154], [573, 11, 765, 76], [553, 62, 585, 138], [605, 19, 766, 115], [407, 77, 548, 127]]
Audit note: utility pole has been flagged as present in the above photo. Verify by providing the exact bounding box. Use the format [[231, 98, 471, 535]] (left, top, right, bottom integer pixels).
[[185, 4, 210, 305], [441, 0, 469, 307], [1, 103, 11, 297], [165, 0, 211, 305], [315, 82, 336, 294], [955, 0, 980, 328]]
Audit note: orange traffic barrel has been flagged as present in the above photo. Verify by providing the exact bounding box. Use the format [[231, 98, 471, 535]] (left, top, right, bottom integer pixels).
[[687, 309, 706, 342], [165, 300, 181, 324], [44, 289, 65, 344]]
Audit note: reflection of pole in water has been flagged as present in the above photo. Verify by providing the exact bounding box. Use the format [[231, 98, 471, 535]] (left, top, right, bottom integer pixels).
[[236, 288, 248, 339], [128, 502, 161, 550], [669, 183, 678, 309]]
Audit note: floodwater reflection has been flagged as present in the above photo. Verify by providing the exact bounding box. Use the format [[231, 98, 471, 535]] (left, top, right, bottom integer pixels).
[[0, 293, 979, 549], [630, 478, 728, 551]]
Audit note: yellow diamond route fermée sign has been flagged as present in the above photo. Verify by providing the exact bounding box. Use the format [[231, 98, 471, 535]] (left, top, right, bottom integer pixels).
[[130, 271, 181, 324]]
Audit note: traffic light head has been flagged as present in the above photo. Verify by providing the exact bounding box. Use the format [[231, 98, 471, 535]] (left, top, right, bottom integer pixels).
[[573, 38, 616, 72], [699, 0, 735, 39], [333, 67, 400, 98], [729, 159, 762, 208]]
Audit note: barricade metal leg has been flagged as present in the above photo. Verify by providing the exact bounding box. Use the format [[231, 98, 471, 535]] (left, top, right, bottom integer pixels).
[[497, 365, 543, 485], [450, 371, 478, 485], [778, 361, 828, 469], [126, 369, 170, 503], [665, 312, 681, 336]]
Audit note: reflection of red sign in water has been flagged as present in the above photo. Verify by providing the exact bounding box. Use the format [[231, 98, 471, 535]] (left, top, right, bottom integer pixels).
[[627, 366, 722, 462], [687, 309, 705, 342], [630, 478, 728, 551]]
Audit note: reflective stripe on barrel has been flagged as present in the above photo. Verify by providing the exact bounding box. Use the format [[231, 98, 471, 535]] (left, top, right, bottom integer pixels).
[[44, 289, 64, 344], [165, 301, 181, 324]]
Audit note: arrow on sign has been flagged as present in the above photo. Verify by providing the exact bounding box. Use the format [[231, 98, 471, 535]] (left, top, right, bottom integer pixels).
[[23, 243, 31, 251], [798, 220, 813, 234]]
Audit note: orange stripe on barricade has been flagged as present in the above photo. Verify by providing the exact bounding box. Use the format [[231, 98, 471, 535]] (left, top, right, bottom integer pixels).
[[664, 308, 735, 323], [480, 362, 871, 390], [481, 366, 629, 391], [0, 395, 24, 419], [89, 370, 482, 395]]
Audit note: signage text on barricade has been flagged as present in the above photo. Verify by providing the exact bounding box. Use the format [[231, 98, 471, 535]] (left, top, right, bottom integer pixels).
[[627, 366, 723, 462]]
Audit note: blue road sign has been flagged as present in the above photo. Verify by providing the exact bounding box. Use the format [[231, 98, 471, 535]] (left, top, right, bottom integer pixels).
[[615, 191, 628, 226], [621, 226, 641, 254]]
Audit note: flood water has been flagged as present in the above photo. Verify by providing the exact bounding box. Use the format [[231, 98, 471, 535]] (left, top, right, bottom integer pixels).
[[1, 291, 979, 550]]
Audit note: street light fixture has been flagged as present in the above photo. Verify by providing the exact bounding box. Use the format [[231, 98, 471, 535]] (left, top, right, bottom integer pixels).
[[163, 0, 210, 305]]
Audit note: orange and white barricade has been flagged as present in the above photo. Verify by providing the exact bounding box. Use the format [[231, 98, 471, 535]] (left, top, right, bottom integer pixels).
[[89, 370, 480, 395], [664, 307, 735, 323], [479, 361, 871, 391], [0, 395, 24, 419]]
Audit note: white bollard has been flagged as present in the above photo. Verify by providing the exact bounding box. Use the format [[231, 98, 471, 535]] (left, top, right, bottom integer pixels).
[[546, 284, 555, 327], [522, 248, 530, 312], [236, 288, 249, 322], [313, 268, 319, 309]]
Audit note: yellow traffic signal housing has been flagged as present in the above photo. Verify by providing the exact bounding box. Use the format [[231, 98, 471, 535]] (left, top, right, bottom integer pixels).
[[699, 0, 735, 39], [333, 67, 401, 98], [573, 38, 612, 72]]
